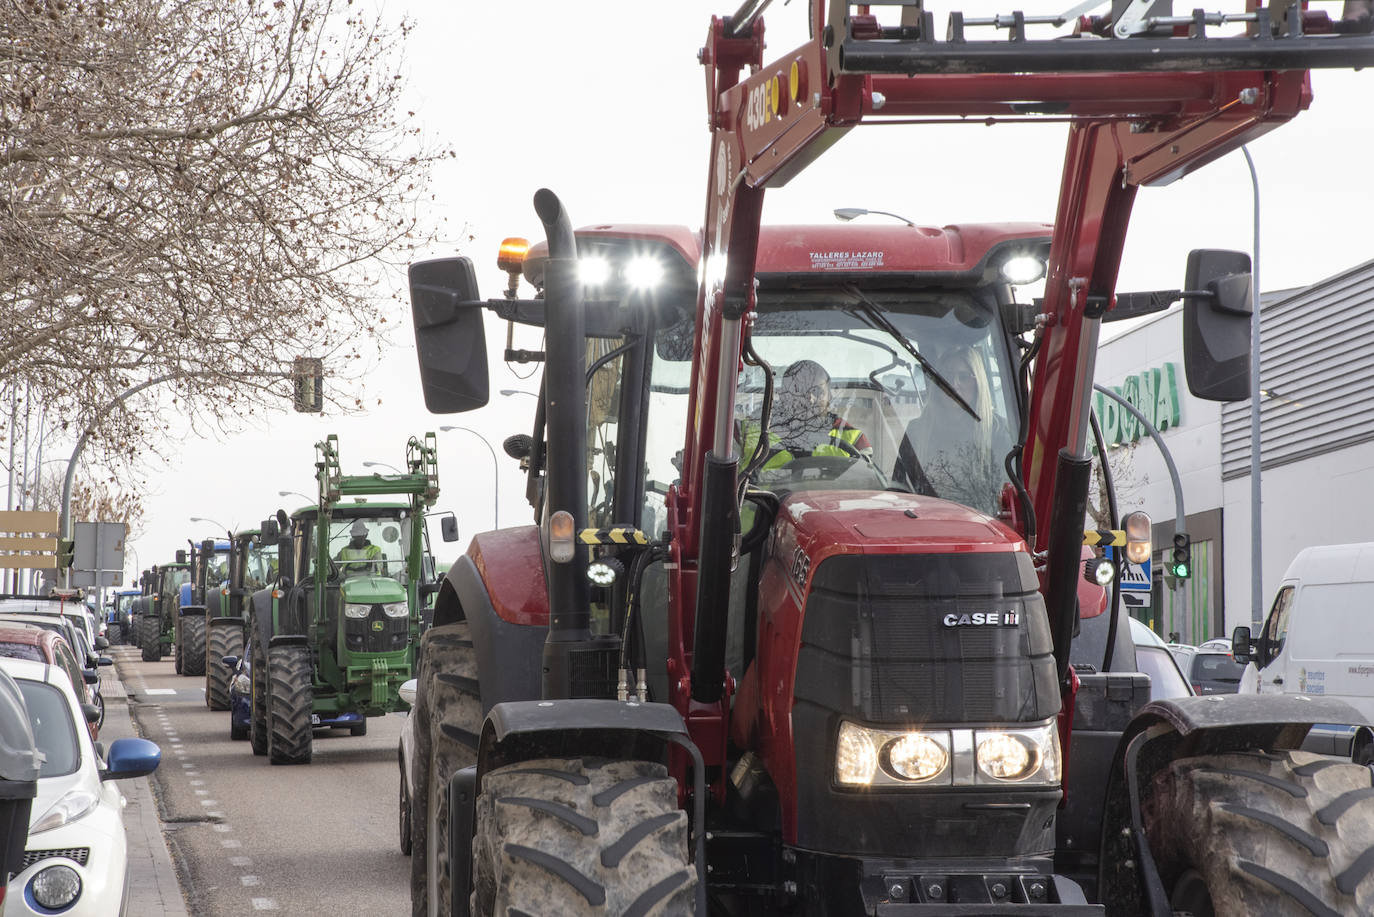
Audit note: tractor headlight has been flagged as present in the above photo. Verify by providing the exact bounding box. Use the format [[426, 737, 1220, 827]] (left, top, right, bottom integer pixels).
[[382, 602, 408, 618], [624, 256, 664, 290], [835, 721, 878, 786], [30, 863, 81, 909], [886, 734, 949, 782], [1000, 253, 1047, 285], [975, 722, 1061, 784], [344, 603, 372, 619]]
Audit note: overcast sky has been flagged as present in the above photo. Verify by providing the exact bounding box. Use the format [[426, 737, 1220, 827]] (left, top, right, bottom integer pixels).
[[116, 0, 1374, 581]]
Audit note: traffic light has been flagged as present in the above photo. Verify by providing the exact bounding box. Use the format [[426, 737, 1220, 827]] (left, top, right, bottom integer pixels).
[[1170, 533, 1192, 579]]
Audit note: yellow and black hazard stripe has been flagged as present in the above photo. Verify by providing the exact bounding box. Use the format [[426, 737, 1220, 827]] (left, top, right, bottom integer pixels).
[[1083, 529, 1126, 547], [578, 527, 652, 547]]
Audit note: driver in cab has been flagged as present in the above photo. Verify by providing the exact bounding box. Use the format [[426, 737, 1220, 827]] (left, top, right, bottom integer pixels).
[[336, 520, 385, 576], [739, 359, 872, 472]]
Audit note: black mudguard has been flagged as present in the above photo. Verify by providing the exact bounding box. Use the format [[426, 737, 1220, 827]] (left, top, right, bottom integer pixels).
[[179, 604, 207, 618], [1098, 693, 1369, 913], [439, 554, 546, 717]]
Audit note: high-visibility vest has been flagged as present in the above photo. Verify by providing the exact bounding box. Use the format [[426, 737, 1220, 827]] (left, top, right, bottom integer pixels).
[[739, 415, 872, 471], [338, 543, 382, 571]]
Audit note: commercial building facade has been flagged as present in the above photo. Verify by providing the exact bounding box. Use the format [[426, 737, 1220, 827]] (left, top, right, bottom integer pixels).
[[1093, 257, 1374, 643]]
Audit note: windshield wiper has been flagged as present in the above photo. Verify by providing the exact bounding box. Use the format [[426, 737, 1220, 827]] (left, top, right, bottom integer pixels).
[[842, 285, 980, 422]]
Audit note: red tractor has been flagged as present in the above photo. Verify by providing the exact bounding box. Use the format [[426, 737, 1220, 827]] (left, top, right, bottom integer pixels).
[[406, 3, 1374, 915]]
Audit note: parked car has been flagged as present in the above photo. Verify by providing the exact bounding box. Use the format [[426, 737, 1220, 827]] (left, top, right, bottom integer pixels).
[[1127, 617, 1194, 700], [1234, 542, 1374, 764], [0, 611, 112, 729], [0, 625, 102, 740], [0, 657, 160, 916], [224, 644, 252, 743]]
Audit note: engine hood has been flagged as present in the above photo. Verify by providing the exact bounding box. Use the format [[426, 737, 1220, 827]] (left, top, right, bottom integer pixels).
[[338, 576, 406, 604], [771, 489, 1026, 562]]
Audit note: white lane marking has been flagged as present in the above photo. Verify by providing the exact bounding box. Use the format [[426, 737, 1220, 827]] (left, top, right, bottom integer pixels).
[[241, 876, 261, 887], [221, 839, 242, 847], [251, 898, 278, 910], [189, 780, 205, 786], [200, 800, 218, 806], [144, 689, 177, 695], [207, 811, 224, 818], [212, 825, 233, 833], [194, 790, 208, 796], [229, 857, 252, 867]]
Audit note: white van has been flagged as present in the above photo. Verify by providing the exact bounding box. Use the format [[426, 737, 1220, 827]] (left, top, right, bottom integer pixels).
[[1234, 542, 1374, 764]]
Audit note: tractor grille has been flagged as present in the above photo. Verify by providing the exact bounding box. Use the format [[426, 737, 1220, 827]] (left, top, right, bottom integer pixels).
[[344, 605, 408, 654], [10, 847, 89, 878], [795, 551, 1057, 724], [790, 551, 1059, 857]]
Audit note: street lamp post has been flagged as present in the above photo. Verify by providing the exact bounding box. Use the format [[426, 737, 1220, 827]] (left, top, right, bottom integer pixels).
[[439, 426, 499, 531], [362, 461, 403, 474], [189, 516, 232, 539], [278, 490, 312, 503]]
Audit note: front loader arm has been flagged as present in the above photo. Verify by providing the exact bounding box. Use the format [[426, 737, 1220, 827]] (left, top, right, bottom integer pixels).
[[681, 2, 1374, 708]]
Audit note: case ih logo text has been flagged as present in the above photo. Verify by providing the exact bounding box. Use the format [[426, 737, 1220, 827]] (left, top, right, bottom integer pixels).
[[943, 611, 1020, 628]]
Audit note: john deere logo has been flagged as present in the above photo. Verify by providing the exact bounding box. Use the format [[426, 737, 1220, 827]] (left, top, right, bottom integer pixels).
[[371, 620, 384, 632]]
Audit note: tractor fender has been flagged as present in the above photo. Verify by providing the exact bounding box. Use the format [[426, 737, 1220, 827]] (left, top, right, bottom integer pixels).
[[442, 552, 546, 717], [208, 615, 243, 628], [179, 604, 207, 618], [1097, 693, 1369, 911], [268, 634, 309, 649]]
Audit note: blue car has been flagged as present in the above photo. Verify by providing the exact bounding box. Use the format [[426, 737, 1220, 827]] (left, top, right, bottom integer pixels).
[[224, 638, 365, 747]]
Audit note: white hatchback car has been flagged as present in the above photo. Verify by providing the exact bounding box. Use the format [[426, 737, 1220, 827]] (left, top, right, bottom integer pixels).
[[1, 657, 160, 916]]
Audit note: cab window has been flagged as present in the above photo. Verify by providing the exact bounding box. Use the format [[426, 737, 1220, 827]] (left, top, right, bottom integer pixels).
[[1262, 585, 1295, 664]]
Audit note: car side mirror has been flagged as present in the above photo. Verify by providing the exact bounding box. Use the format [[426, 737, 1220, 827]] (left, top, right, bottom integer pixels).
[[97, 656, 113, 667], [102, 737, 161, 781], [221, 655, 240, 669], [1231, 625, 1254, 665], [95, 636, 109, 650], [440, 514, 459, 543], [82, 702, 100, 723], [83, 669, 99, 685]]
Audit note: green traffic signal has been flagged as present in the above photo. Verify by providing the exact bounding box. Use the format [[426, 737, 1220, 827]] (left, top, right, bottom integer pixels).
[[1171, 532, 1191, 579]]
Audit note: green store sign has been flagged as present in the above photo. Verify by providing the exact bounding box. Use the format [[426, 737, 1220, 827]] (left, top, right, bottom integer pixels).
[[1094, 362, 1182, 448]]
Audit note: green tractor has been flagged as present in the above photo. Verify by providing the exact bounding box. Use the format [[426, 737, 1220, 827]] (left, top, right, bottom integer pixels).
[[249, 433, 456, 765], [205, 527, 275, 710], [133, 560, 189, 663]]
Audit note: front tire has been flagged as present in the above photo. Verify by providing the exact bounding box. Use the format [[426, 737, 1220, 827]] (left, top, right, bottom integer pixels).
[[471, 758, 695, 917], [180, 615, 206, 676], [206, 621, 242, 710], [1143, 749, 1374, 917], [410, 622, 482, 917], [350, 718, 368, 737], [267, 644, 313, 765], [139, 616, 162, 662], [249, 637, 268, 757], [399, 756, 414, 856]]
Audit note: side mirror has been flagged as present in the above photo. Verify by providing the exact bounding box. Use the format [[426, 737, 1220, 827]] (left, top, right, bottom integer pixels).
[[398, 678, 419, 707], [441, 514, 460, 543], [97, 656, 113, 667], [1231, 625, 1254, 665], [261, 517, 280, 540], [102, 737, 161, 781], [95, 636, 109, 650], [419, 581, 442, 601], [1183, 249, 1253, 402], [83, 669, 99, 685], [82, 702, 100, 723], [175, 550, 187, 564], [409, 257, 490, 413], [221, 655, 240, 669]]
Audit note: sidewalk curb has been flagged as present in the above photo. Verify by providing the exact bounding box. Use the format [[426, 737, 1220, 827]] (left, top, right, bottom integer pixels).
[[105, 647, 190, 917]]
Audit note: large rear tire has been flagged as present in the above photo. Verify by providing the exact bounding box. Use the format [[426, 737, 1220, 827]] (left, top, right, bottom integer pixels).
[[471, 757, 695, 917], [1143, 749, 1374, 917], [249, 636, 268, 757], [206, 621, 242, 710], [139, 616, 162, 662], [267, 644, 313, 765], [410, 622, 482, 917], [180, 615, 206, 676]]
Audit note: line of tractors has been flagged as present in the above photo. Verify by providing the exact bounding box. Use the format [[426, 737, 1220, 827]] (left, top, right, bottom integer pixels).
[[109, 433, 458, 765]]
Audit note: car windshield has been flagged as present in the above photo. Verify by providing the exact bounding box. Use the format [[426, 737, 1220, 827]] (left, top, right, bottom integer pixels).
[[1136, 645, 1192, 700], [16, 679, 79, 777], [0, 643, 43, 662], [735, 289, 1017, 515], [328, 514, 409, 580]]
